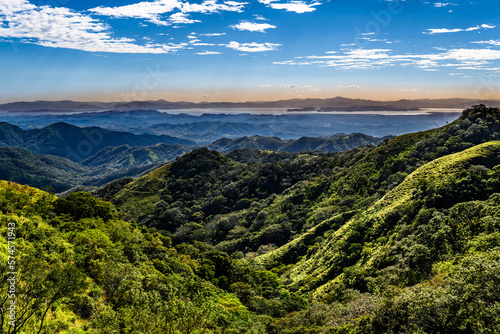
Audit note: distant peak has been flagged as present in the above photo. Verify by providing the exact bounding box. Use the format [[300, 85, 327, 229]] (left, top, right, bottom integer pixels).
[[45, 122, 78, 129]]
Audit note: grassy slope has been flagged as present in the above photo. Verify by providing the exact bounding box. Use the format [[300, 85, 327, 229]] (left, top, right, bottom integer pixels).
[[110, 163, 171, 217], [256, 141, 500, 295]]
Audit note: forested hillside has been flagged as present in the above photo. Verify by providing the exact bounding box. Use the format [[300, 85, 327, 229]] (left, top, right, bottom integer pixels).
[[207, 133, 386, 153], [0, 181, 301, 333], [0, 122, 195, 162], [1, 105, 500, 333], [0, 122, 387, 193]]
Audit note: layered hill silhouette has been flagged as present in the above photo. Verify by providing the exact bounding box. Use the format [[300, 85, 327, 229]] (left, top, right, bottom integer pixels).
[[0, 121, 389, 192], [0, 122, 195, 162], [0, 147, 89, 192], [2, 96, 499, 111], [208, 133, 388, 153]]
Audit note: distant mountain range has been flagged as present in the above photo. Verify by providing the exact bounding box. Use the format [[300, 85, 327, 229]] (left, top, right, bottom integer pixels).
[[0, 122, 195, 162], [1, 97, 499, 112], [0, 109, 462, 144], [0, 121, 389, 193]]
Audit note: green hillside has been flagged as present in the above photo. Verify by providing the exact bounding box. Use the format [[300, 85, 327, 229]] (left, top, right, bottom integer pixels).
[[207, 133, 386, 153], [0, 180, 304, 333], [100, 105, 500, 332], [0, 147, 90, 192], [257, 141, 500, 291], [81, 143, 191, 170], [0, 122, 195, 162], [0, 124, 386, 193], [2, 105, 500, 333]]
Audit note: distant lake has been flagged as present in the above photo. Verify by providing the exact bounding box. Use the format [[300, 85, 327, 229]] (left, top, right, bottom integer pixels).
[[156, 108, 462, 116]]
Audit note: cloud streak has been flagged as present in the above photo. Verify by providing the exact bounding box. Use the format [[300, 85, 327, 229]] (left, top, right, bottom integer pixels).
[[258, 0, 321, 13], [225, 41, 281, 52], [424, 24, 496, 34], [231, 21, 276, 32], [274, 47, 500, 71]]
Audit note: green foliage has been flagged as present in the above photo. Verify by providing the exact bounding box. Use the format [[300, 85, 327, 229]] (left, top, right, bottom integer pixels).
[[0, 184, 307, 333], [53, 192, 118, 222], [2, 105, 500, 332], [108, 147, 339, 254]]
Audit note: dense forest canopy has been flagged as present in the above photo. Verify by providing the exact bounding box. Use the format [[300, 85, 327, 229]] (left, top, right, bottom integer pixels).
[[1, 105, 500, 333]]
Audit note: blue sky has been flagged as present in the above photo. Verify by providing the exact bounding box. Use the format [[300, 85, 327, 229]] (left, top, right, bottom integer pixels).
[[0, 0, 499, 103]]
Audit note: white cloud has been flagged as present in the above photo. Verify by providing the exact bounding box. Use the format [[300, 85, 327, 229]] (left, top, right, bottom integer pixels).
[[472, 40, 500, 46], [231, 21, 276, 33], [356, 36, 393, 43], [424, 24, 496, 34], [196, 50, 221, 55], [225, 41, 281, 52], [200, 32, 226, 36], [273, 60, 311, 65], [0, 0, 185, 53], [90, 0, 247, 26], [433, 2, 457, 7], [169, 12, 200, 24], [481, 24, 496, 29], [258, 0, 321, 13], [90, 0, 181, 26], [180, 0, 247, 14], [425, 28, 462, 34], [275, 47, 500, 71], [258, 84, 272, 87], [258, 0, 279, 4]]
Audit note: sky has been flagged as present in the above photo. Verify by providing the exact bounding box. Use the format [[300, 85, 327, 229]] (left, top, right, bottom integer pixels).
[[0, 0, 499, 103]]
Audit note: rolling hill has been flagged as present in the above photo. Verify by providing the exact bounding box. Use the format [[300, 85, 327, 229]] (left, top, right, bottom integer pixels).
[[0, 124, 389, 193], [81, 143, 192, 170], [0, 147, 89, 192], [0, 122, 195, 162], [208, 133, 388, 153], [96, 105, 500, 332]]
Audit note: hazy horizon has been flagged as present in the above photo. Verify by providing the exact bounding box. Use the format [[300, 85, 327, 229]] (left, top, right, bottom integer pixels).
[[1, 95, 499, 106]]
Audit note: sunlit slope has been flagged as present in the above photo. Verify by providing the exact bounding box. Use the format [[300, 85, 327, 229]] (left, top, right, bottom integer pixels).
[[256, 141, 500, 295], [109, 162, 172, 217], [0, 181, 257, 333], [0, 179, 56, 203]]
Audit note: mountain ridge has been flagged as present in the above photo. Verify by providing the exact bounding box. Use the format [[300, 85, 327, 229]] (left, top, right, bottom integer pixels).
[[1, 97, 499, 112], [0, 121, 195, 162]]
